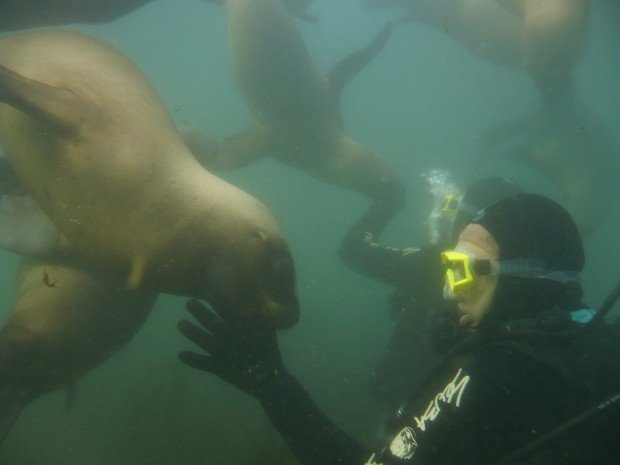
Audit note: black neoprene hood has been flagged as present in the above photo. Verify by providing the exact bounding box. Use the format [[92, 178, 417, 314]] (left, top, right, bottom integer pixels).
[[471, 193, 585, 325], [450, 177, 523, 244]]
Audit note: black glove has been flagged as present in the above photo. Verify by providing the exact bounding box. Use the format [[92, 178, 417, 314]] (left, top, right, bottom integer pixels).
[[177, 299, 286, 398]]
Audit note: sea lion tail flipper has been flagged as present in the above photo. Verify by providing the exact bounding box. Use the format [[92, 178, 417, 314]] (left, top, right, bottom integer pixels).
[[327, 21, 394, 97], [0, 384, 29, 443], [0, 64, 87, 136]]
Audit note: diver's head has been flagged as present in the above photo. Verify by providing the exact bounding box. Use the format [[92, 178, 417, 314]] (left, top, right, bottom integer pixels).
[[449, 177, 523, 245], [442, 194, 584, 332]]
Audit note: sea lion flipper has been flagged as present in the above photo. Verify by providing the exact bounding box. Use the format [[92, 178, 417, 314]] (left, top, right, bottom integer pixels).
[[327, 21, 393, 97], [0, 64, 86, 135], [183, 126, 268, 171], [219, 126, 271, 170]]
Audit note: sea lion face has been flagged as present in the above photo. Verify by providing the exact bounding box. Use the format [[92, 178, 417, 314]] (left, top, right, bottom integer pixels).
[[206, 228, 299, 329]]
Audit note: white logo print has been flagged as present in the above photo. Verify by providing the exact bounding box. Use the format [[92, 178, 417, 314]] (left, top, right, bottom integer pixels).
[[414, 368, 470, 432], [389, 426, 419, 459], [364, 453, 384, 465]]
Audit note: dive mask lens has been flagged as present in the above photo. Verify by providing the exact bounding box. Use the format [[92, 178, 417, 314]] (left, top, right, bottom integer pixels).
[[440, 194, 460, 219]]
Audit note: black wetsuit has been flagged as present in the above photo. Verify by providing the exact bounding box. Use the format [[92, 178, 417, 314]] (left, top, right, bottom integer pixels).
[[338, 204, 445, 405], [258, 324, 618, 465]]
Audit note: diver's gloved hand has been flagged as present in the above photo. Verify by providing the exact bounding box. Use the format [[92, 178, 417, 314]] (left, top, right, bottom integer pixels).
[[177, 299, 286, 398]]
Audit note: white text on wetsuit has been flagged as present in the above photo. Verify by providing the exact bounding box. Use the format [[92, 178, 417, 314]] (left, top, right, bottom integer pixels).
[[413, 368, 470, 432]]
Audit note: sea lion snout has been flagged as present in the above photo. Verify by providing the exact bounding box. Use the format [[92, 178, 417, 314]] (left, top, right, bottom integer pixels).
[[204, 228, 299, 329], [246, 233, 299, 329], [258, 251, 300, 329]]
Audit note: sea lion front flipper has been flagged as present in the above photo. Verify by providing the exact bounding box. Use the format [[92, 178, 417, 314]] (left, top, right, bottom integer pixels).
[[327, 21, 394, 97], [0, 64, 89, 136]]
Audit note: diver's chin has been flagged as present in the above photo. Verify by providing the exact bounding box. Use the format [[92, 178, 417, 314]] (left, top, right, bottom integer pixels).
[[457, 304, 477, 330]]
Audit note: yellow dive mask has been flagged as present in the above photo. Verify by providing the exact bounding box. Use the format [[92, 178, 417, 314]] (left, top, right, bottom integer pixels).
[[440, 249, 492, 293]]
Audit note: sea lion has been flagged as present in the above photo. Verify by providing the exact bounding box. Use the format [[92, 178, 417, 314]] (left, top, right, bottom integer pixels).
[[183, 0, 405, 209], [370, 0, 590, 102], [0, 30, 299, 328], [0, 254, 157, 441], [369, 1, 608, 234], [481, 97, 618, 238], [0, 0, 156, 31], [0, 0, 317, 31]]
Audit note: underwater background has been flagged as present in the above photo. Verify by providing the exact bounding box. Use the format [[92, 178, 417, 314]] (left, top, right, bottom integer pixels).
[[0, 0, 619, 463]]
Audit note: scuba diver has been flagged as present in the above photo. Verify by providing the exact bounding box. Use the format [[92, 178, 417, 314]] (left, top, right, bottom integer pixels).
[[338, 176, 522, 407], [177, 193, 619, 465]]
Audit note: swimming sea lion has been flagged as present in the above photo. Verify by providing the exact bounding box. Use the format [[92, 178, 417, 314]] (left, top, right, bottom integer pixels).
[[206, 0, 319, 22], [184, 0, 404, 208], [0, 30, 299, 328], [0, 254, 157, 441], [369, 1, 606, 234], [481, 97, 618, 238], [0, 0, 316, 32], [373, 0, 589, 102], [0, 0, 156, 31]]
